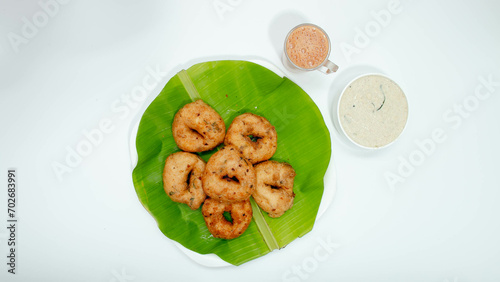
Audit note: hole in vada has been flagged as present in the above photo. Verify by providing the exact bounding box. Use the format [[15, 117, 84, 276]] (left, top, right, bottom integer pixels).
[[222, 175, 240, 183], [186, 170, 193, 188], [189, 128, 204, 138], [223, 211, 233, 223], [269, 184, 280, 190], [247, 134, 262, 142]]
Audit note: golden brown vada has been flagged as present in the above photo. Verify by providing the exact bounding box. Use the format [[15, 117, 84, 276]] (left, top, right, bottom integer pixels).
[[172, 100, 225, 152], [163, 151, 206, 210], [202, 198, 252, 239], [252, 160, 296, 218], [202, 145, 256, 203], [224, 113, 277, 164]]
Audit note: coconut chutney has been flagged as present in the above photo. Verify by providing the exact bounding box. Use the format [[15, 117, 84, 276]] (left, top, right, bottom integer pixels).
[[338, 74, 408, 148]]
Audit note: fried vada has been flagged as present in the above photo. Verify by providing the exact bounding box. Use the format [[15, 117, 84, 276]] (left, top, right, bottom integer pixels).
[[253, 160, 296, 218], [224, 113, 277, 164], [202, 145, 256, 203], [202, 198, 252, 239], [172, 100, 225, 152], [163, 151, 206, 210]]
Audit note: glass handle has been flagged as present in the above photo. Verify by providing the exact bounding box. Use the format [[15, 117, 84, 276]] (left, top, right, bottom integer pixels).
[[318, 60, 339, 75]]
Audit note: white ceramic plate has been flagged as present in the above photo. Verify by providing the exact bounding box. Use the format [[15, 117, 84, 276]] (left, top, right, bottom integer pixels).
[[128, 59, 337, 267]]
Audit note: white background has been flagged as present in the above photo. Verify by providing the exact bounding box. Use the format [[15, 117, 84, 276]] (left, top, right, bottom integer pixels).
[[1, 0, 500, 281]]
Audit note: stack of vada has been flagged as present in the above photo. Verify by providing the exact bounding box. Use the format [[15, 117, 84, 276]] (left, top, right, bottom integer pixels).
[[163, 99, 296, 239]]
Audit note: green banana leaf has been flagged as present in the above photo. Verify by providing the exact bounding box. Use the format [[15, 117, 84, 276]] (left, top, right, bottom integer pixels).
[[132, 60, 331, 265]]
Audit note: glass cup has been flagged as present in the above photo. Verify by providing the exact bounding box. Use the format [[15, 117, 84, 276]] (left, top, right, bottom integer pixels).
[[282, 23, 339, 74]]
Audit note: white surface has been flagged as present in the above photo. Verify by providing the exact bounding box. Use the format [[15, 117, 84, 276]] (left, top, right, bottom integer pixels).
[[1, 0, 500, 281]]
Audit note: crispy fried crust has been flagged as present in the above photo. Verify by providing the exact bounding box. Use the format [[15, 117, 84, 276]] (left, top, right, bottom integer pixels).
[[202, 145, 256, 203], [202, 198, 252, 239], [252, 160, 295, 218], [163, 152, 206, 210], [224, 113, 277, 164], [172, 100, 225, 152]]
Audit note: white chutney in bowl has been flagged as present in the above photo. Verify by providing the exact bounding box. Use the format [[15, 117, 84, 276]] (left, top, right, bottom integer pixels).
[[337, 74, 408, 149]]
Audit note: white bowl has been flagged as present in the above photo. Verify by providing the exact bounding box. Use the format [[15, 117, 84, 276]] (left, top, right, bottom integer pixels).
[[333, 73, 409, 150]]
